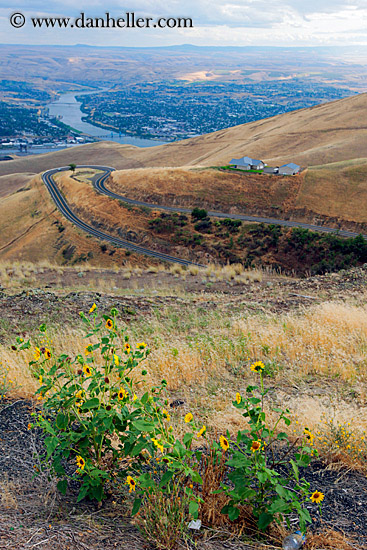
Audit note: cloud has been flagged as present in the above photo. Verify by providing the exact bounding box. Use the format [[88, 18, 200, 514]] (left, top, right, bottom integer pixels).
[[0, 0, 366, 46]]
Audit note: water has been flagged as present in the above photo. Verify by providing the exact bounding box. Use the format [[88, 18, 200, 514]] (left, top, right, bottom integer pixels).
[[1, 145, 78, 156], [48, 89, 168, 148]]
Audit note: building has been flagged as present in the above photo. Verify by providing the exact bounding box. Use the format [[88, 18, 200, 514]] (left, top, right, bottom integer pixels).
[[263, 166, 279, 174], [279, 163, 300, 175], [229, 158, 251, 170], [229, 156, 265, 170]]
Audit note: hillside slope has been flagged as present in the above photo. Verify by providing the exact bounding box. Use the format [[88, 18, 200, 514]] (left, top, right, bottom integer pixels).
[[0, 93, 366, 179]]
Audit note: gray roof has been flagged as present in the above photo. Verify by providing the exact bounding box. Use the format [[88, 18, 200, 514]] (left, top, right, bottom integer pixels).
[[280, 163, 300, 170], [229, 158, 251, 166], [251, 159, 263, 165]]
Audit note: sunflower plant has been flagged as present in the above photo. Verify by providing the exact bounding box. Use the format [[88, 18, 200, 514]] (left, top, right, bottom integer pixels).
[[16, 306, 170, 502], [219, 361, 320, 532], [129, 410, 206, 520]]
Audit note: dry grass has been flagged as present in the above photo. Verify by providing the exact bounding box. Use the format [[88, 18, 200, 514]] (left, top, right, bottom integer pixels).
[[234, 301, 367, 382], [298, 158, 367, 224], [3, 297, 367, 440], [109, 167, 301, 215]]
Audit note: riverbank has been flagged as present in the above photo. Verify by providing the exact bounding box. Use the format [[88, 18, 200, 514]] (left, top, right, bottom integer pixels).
[[48, 90, 168, 148]]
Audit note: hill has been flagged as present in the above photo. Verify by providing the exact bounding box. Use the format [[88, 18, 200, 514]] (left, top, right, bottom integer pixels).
[[1, 92, 367, 180]]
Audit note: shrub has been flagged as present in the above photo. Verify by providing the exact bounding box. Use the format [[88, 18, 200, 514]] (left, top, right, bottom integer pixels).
[[219, 362, 320, 532], [191, 207, 208, 221], [194, 219, 212, 233], [16, 308, 171, 502]]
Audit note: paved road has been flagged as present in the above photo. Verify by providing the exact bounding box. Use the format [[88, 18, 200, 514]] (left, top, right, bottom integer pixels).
[[92, 166, 367, 240], [42, 166, 204, 266], [42, 165, 366, 267]]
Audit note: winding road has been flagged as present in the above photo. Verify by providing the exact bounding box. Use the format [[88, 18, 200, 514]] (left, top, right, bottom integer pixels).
[[42, 165, 366, 266], [42, 167, 203, 266]]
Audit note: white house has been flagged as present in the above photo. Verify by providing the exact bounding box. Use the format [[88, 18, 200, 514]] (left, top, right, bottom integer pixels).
[[229, 156, 265, 170], [229, 158, 251, 170]]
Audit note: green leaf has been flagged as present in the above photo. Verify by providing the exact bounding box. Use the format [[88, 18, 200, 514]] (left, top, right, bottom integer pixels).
[[183, 432, 194, 447], [77, 483, 89, 502], [81, 398, 100, 411], [132, 419, 155, 432], [258, 512, 274, 531], [92, 484, 104, 502], [249, 397, 261, 405], [45, 436, 59, 457], [228, 506, 240, 521], [269, 498, 290, 514], [57, 479, 67, 495], [227, 454, 251, 468], [132, 498, 142, 516], [189, 501, 199, 518], [140, 392, 149, 405], [277, 432, 289, 440], [159, 471, 174, 488], [56, 413, 69, 430], [290, 459, 299, 481], [257, 471, 269, 483], [129, 440, 147, 457]]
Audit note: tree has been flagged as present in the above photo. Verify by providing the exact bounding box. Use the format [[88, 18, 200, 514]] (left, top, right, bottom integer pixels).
[[69, 163, 77, 173]]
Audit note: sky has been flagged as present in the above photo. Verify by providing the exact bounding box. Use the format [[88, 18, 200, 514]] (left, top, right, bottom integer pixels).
[[0, 0, 366, 47]]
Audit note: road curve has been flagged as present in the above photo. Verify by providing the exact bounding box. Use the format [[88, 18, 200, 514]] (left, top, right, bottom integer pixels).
[[93, 166, 367, 241], [41, 166, 204, 267]]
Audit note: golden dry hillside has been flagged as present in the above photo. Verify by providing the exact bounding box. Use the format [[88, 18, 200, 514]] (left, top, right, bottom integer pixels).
[[0, 92, 367, 180], [110, 159, 367, 227]]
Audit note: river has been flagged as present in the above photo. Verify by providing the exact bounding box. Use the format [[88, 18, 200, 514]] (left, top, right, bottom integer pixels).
[[48, 89, 168, 148]]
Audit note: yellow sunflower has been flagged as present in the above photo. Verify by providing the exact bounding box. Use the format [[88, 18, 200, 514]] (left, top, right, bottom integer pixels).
[[126, 476, 136, 493], [76, 455, 85, 470], [184, 412, 193, 423], [251, 440, 262, 453], [83, 364, 92, 377], [136, 342, 147, 350], [44, 348, 52, 360], [89, 303, 97, 313], [250, 361, 265, 372], [113, 354, 120, 366], [219, 435, 229, 452], [152, 438, 164, 453], [106, 319, 113, 330], [118, 388, 127, 400], [34, 347, 41, 361], [310, 490, 324, 504], [304, 428, 315, 446], [197, 425, 206, 437], [85, 345, 92, 356], [162, 409, 170, 421], [235, 392, 241, 404], [124, 342, 131, 353], [39, 375, 43, 385]]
